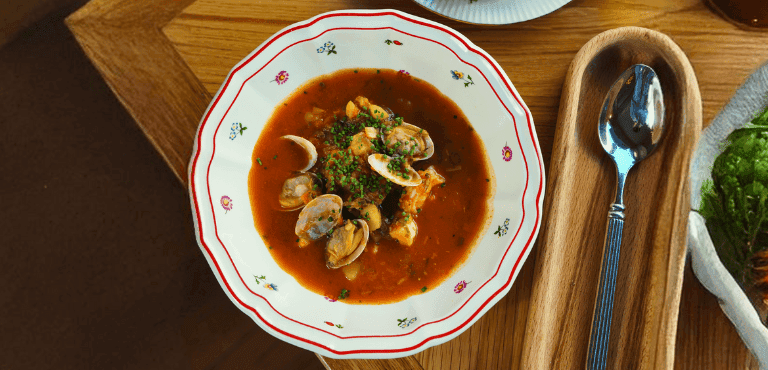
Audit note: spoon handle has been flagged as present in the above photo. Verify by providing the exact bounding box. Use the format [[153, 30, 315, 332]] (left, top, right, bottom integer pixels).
[[586, 203, 625, 370]]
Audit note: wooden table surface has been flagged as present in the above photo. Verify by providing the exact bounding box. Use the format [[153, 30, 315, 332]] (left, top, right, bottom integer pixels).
[[65, 0, 768, 368]]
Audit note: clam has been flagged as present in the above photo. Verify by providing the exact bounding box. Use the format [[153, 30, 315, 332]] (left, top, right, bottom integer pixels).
[[325, 219, 369, 269], [278, 172, 322, 211], [384, 123, 434, 161], [295, 194, 343, 243], [281, 135, 317, 172], [367, 153, 422, 187]]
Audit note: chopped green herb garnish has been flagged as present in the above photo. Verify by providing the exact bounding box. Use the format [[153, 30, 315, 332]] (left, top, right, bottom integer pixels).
[[421, 286, 427, 292], [338, 289, 349, 300], [257, 158, 263, 165], [273, 155, 277, 160]]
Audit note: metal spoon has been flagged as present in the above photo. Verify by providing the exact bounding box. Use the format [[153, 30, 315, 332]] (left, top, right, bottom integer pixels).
[[586, 64, 665, 370]]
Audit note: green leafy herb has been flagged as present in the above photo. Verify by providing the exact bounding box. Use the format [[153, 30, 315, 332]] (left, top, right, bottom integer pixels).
[[700, 104, 768, 288], [421, 286, 427, 292], [338, 289, 349, 300]]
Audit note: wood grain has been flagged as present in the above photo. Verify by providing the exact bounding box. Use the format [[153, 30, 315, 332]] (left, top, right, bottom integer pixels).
[[66, 0, 210, 184], [521, 27, 701, 370], [66, 0, 768, 368]]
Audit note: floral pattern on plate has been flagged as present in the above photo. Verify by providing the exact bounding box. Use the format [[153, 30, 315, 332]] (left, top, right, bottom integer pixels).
[[272, 71, 289, 85], [454, 280, 471, 293], [493, 218, 510, 237], [502, 143, 513, 162], [397, 317, 417, 328], [229, 122, 247, 140], [220, 196, 233, 213], [317, 41, 337, 55], [324, 321, 344, 329], [451, 70, 474, 87], [254, 275, 278, 292]]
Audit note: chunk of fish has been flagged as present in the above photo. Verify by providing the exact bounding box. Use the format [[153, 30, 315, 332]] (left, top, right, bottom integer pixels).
[[389, 214, 418, 246], [399, 166, 445, 214]]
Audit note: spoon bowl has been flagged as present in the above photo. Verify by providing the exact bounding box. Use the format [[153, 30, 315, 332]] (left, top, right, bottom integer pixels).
[[598, 64, 665, 173]]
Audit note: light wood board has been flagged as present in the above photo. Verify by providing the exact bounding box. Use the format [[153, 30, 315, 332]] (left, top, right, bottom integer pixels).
[[66, 0, 768, 368], [522, 26, 701, 370]]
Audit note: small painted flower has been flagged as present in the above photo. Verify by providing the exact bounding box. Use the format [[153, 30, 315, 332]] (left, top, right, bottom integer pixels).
[[274, 70, 289, 85], [325, 321, 334, 326], [398, 70, 410, 75], [319, 42, 337, 55], [454, 280, 470, 293], [452, 70, 475, 87], [231, 123, 240, 131], [221, 196, 233, 213], [397, 317, 417, 328], [264, 283, 278, 291], [229, 131, 237, 140], [493, 218, 511, 237], [324, 296, 337, 302], [502, 144, 513, 162]]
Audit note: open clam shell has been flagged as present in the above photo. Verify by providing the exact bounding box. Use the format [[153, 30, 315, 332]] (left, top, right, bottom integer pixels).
[[295, 194, 343, 241], [281, 135, 318, 172], [384, 122, 434, 161], [367, 153, 422, 187], [278, 172, 322, 211], [325, 219, 369, 269]]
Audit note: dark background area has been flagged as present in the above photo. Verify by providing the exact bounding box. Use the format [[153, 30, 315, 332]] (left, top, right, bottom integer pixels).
[[0, 2, 323, 369]]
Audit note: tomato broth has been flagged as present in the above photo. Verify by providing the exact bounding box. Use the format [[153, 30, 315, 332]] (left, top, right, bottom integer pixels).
[[248, 68, 494, 304]]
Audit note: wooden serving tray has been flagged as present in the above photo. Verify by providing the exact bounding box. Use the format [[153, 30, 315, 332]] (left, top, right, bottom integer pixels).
[[521, 27, 702, 369]]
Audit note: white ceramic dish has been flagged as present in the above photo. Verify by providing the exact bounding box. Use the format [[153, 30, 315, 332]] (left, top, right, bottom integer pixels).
[[689, 61, 768, 368], [188, 9, 544, 358], [413, 0, 571, 25]]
